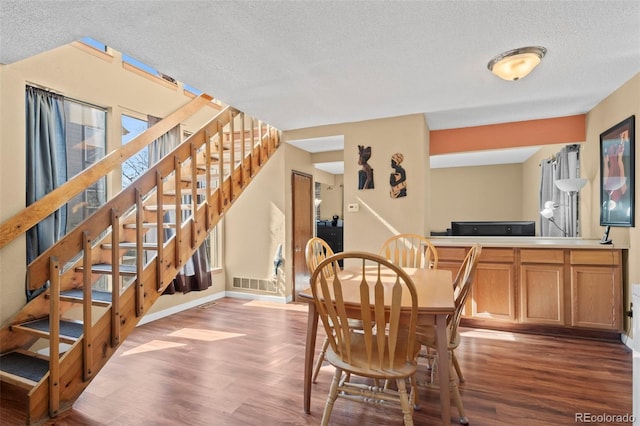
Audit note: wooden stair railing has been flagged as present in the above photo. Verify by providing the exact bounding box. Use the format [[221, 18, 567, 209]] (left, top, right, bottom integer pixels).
[[0, 95, 281, 425]]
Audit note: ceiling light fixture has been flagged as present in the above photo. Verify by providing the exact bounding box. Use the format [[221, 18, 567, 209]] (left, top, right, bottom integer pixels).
[[487, 46, 547, 81]]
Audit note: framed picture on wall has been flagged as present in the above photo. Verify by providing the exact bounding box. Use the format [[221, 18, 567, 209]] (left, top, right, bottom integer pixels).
[[599, 115, 635, 227]]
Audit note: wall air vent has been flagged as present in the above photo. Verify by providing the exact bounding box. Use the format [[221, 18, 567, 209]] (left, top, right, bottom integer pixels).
[[233, 277, 277, 293]]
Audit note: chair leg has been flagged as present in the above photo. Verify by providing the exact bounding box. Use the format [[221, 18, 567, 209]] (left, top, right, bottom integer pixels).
[[452, 352, 465, 383], [448, 357, 468, 425], [312, 337, 329, 383], [411, 374, 421, 411], [321, 368, 342, 426], [422, 347, 436, 379], [396, 378, 414, 426]]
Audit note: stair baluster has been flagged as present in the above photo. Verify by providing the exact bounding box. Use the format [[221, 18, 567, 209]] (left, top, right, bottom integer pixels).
[[48, 256, 60, 417], [217, 122, 226, 208], [135, 188, 145, 316], [82, 231, 93, 380], [173, 156, 183, 269], [229, 110, 235, 202], [240, 112, 246, 187], [155, 171, 164, 291], [110, 209, 120, 347], [189, 142, 198, 250]]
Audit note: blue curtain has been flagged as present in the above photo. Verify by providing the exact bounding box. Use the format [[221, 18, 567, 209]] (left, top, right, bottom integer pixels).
[[25, 86, 67, 299]]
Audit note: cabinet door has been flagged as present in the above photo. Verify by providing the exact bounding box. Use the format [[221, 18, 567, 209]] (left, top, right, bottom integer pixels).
[[571, 266, 622, 330], [472, 263, 515, 321], [520, 264, 564, 325]]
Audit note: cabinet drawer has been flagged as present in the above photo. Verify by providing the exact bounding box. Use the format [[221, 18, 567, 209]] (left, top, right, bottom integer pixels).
[[520, 249, 564, 264], [570, 250, 620, 266], [437, 247, 467, 262], [479, 248, 514, 263]]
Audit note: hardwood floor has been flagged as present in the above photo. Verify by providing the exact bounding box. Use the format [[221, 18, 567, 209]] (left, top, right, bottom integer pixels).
[[3, 297, 632, 425]]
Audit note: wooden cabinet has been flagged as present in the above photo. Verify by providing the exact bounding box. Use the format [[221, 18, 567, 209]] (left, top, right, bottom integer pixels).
[[433, 242, 624, 336], [520, 249, 565, 326], [439, 247, 516, 321], [570, 250, 622, 330], [316, 225, 343, 253], [473, 250, 515, 321]]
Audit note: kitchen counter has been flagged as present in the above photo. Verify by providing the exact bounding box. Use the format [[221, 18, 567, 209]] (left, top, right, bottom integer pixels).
[[430, 237, 626, 339], [429, 236, 629, 250]]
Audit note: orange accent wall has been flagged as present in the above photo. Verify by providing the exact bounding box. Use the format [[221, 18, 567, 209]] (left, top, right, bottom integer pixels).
[[430, 114, 586, 155]]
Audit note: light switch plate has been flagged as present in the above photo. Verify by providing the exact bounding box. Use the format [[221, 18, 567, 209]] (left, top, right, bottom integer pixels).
[[347, 203, 359, 212]]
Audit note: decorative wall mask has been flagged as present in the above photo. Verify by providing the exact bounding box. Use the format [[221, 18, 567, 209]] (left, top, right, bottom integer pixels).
[[389, 152, 407, 198], [358, 145, 374, 189]]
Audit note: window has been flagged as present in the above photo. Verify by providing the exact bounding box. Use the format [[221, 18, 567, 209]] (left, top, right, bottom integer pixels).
[[121, 114, 149, 187], [183, 84, 203, 96], [63, 99, 107, 230], [79, 37, 107, 52], [25, 87, 106, 278], [122, 54, 160, 76]]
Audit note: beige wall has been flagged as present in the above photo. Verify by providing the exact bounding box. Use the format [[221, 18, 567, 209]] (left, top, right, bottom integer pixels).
[[582, 74, 639, 246], [224, 147, 287, 296], [285, 113, 429, 253], [430, 164, 524, 232], [223, 143, 317, 299], [318, 176, 344, 220], [0, 44, 226, 324], [583, 73, 640, 303], [430, 143, 590, 236]]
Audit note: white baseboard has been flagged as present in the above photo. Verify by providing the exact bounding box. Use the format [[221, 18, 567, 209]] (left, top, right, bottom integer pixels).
[[138, 290, 290, 325], [138, 291, 226, 325], [225, 290, 289, 304], [624, 333, 633, 350]]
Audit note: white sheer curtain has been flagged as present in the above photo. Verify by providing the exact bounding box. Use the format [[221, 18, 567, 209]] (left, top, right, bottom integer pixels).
[[540, 145, 581, 237], [147, 116, 211, 294]]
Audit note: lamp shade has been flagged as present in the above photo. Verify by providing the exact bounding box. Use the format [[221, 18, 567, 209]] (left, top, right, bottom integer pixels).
[[540, 201, 557, 219], [540, 207, 554, 219], [555, 178, 587, 193], [488, 46, 547, 81]]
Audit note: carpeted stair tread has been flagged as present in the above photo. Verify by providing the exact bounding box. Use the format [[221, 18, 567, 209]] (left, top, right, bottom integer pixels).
[[61, 288, 112, 303], [76, 263, 137, 275], [19, 318, 84, 339], [0, 352, 49, 383]]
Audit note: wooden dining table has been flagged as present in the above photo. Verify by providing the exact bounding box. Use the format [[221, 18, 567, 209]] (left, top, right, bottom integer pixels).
[[298, 265, 455, 425]]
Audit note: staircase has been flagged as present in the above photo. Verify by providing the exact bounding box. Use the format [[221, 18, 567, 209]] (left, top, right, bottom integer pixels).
[[0, 94, 280, 425]]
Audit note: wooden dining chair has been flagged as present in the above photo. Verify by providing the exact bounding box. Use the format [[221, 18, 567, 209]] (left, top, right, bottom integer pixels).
[[379, 233, 439, 269], [414, 244, 482, 425], [310, 251, 420, 426], [305, 237, 336, 281], [305, 237, 368, 385], [305, 237, 337, 383]]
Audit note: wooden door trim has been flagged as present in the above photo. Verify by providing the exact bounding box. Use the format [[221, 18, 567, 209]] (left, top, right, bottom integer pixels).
[[291, 171, 313, 301]]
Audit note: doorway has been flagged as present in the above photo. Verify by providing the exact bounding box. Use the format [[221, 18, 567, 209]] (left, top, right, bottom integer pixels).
[[291, 171, 313, 301]]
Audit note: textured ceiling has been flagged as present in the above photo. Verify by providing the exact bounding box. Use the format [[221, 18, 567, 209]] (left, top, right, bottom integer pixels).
[[1, 1, 639, 158]]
